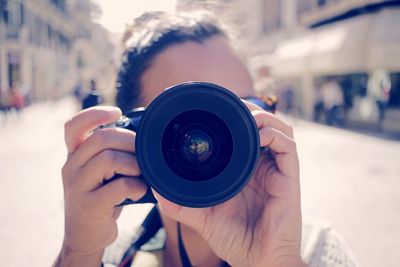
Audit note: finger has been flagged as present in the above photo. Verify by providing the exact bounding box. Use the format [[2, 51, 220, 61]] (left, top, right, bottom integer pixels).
[[241, 99, 264, 112], [251, 110, 294, 138], [91, 177, 147, 207], [76, 150, 141, 190], [262, 169, 300, 202], [64, 106, 122, 154], [259, 127, 299, 179], [71, 127, 136, 167], [152, 191, 205, 232], [242, 99, 293, 138]]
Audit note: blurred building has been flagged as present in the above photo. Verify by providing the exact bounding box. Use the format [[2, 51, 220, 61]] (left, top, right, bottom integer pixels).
[[246, 0, 400, 131], [72, 0, 117, 102], [0, 0, 116, 102], [177, 0, 255, 53]]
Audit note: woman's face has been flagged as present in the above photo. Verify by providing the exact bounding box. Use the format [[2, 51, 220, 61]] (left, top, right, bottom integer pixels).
[[139, 36, 256, 106], [138, 35, 257, 231]]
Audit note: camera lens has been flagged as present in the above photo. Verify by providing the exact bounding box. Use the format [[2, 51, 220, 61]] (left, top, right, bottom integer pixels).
[[136, 82, 259, 207], [162, 110, 233, 182], [181, 130, 212, 163]]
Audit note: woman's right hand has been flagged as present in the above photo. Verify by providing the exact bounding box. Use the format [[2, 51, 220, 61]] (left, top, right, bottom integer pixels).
[[55, 107, 147, 267]]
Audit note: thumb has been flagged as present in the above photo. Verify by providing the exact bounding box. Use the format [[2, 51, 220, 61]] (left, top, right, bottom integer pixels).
[[152, 191, 205, 232]]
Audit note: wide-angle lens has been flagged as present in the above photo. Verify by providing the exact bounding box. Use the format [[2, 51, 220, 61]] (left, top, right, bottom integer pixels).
[[162, 110, 233, 181]]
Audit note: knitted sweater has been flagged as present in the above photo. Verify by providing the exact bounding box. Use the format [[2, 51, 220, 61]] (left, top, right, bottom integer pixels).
[[103, 217, 358, 267]]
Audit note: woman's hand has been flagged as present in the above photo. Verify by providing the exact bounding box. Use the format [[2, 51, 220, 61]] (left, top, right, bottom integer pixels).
[[155, 101, 305, 267], [55, 107, 147, 267]]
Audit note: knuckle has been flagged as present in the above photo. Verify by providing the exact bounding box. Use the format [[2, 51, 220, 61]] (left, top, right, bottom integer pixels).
[[252, 109, 263, 117], [261, 126, 273, 135], [93, 129, 109, 145], [64, 117, 72, 132], [287, 125, 294, 137], [117, 178, 130, 193], [289, 138, 297, 151], [102, 149, 118, 164], [253, 110, 268, 120], [132, 157, 140, 174]]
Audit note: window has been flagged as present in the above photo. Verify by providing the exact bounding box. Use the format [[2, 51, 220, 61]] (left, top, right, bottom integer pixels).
[[262, 0, 282, 33], [297, 0, 315, 15], [0, 0, 8, 23], [389, 73, 400, 107]]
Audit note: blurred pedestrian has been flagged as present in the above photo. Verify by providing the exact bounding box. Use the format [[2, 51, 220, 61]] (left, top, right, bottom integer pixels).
[[280, 83, 295, 115], [10, 83, 25, 117], [0, 89, 12, 123], [368, 70, 391, 130], [81, 80, 103, 110], [72, 82, 83, 110], [313, 85, 324, 122], [321, 78, 345, 126]]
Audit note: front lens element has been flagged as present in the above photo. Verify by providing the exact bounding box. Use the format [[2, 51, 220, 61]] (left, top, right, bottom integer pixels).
[[182, 130, 213, 163], [162, 110, 233, 181]]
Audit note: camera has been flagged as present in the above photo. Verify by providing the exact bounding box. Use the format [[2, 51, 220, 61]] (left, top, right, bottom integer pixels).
[[104, 82, 275, 208]]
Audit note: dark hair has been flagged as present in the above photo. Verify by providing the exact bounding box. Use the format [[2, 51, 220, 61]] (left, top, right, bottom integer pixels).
[[115, 12, 224, 114]]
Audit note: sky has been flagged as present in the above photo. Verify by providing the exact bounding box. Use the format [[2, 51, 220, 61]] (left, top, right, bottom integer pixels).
[[93, 0, 178, 33]]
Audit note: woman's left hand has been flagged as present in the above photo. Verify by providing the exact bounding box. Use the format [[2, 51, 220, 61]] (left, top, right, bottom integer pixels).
[[155, 100, 305, 267]]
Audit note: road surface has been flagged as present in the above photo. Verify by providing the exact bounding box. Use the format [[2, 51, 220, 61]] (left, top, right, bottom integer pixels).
[[0, 97, 399, 266]]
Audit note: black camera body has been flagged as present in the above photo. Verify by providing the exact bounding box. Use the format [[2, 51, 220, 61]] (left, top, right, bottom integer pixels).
[[106, 82, 273, 208]]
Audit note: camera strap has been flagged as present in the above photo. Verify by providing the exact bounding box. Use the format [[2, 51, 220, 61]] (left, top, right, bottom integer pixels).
[[177, 222, 192, 267], [177, 222, 230, 267], [118, 206, 162, 267]]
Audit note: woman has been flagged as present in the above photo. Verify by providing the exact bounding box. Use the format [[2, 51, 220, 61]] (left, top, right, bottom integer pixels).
[[54, 12, 355, 267]]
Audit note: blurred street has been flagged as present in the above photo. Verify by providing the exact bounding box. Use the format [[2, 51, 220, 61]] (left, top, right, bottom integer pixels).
[[0, 98, 399, 267]]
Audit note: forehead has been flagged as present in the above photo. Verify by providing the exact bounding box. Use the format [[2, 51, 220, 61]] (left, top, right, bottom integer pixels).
[[140, 36, 255, 106]]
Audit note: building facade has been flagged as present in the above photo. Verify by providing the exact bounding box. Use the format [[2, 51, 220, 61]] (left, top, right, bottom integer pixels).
[[248, 0, 400, 131], [0, 0, 116, 102]]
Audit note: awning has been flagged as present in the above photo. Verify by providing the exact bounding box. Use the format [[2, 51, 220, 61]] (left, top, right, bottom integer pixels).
[[269, 8, 400, 77]]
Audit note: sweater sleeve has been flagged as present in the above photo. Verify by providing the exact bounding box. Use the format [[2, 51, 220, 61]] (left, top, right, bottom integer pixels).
[[301, 218, 359, 267]]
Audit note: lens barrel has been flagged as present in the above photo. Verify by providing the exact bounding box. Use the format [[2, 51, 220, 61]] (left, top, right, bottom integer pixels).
[[136, 82, 259, 207]]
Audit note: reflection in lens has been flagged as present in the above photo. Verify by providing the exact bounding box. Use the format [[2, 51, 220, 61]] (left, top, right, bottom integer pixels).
[[182, 130, 212, 163], [162, 110, 233, 181]]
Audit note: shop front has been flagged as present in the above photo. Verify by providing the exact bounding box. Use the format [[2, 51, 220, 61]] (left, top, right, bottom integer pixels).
[[268, 7, 400, 132]]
